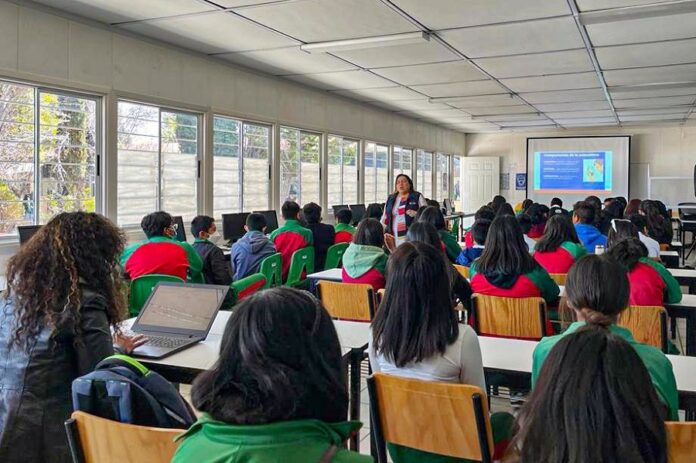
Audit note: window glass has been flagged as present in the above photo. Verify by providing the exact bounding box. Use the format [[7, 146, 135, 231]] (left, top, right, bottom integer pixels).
[[416, 149, 433, 198], [280, 126, 321, 206], [327, 135, 358, 207]]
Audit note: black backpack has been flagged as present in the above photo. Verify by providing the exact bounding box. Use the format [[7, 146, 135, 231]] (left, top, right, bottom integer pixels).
[[72, 354, 196, 428]]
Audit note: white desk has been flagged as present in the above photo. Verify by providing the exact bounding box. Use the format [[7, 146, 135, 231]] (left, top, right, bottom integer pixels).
[[0, 276, 6, 292], [307, 268, 343, 282]]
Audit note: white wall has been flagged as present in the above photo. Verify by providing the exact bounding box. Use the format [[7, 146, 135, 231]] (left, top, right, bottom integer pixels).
[[466, 124, 696, 206]]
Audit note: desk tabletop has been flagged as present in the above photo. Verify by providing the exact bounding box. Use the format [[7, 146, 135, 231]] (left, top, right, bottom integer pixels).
[[670, 268, 696, 279], [661, 250, 679, 257], [307, 268, 343, 281]]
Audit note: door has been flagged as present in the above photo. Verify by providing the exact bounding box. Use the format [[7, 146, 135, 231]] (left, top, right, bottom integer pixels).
[[461, 157, 500, 213]]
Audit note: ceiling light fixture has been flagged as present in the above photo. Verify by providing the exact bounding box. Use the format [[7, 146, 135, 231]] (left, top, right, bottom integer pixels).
[[301, 32, 430, 54]]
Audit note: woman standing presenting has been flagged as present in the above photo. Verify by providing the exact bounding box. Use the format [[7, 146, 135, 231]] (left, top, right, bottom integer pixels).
[[381, 174, 427, 246]]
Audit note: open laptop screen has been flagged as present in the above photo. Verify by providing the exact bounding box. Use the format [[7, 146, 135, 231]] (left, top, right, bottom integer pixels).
[[134, 283, 227, 334]]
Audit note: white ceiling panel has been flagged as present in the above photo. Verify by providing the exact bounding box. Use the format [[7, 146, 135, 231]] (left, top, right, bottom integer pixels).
[[236, 0, 416, 42], [445, 94, 526, 108], [576, 0, 675, 12], [484, 113, 550, 122], [604, 64, 696, 86], [391, 0, 570, 30], [333, 41, 459, 68], [618, 107, 691, 116], [219, 46, 357, 75], [333, 86, 425, 101], [586, 12, 696, 46], [534, 100, 611, 111], [545, 109, 615, 119], [520, 88, 607, 103], [613, 95, 696, 108], [215, 0, 290, 7], [285, 70, 396, 91], [119, 11, 298, 54], [372, 60, 488, 86], [397, 108, 471, 118], [475, 49, 593, 79], [410, 80, 505, 98], [554, 117, 618, 124], [33, 0, 215, 24], [501, 72, 600, 93], [498, 119, 558, 127], [440, 17, 583, 58], [620, 114, 686, 122], [467, 105, 536, 116], [372, 99, 452, 111], [610, 85, 696, 99], [596, 38, 696, 70]]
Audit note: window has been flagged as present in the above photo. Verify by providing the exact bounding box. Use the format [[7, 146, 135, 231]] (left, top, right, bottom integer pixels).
[[0, 81, 99, 238], [364, 142, 389, 204], [117, 101, 200, 227], [327, 135, 358, 208], [213, 116, 270, 216], [280, 126, 321, 207], [416, 149, 433, 198], [453, 155, 462, 211], [436, 153, 450, 202], [393, 146, 412, 180]]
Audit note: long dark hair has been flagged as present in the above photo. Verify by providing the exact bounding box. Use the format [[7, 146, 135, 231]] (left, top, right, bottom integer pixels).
[[606, 237, 648, 271], [640, 200, 672, 243], [407, 222, 441, 248], [535, 214, 580, 253], [606, 218, 638, 248], [372, 242, 458, 367], [353, 218, 385, 247], [365, 203, 383, 220], [508, 327, 667, 463], [416, 206, 446, 231], [5, 212, 127, 348], [496, 203, 515, 217], [191, 287, 347, 424], [476, 215, 536, 275]]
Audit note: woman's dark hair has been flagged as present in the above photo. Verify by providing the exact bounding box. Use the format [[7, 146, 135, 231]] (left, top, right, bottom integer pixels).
[[607, 219, 639, 248], [365, 203, 383, 219], [508, 327, 667, 463], [521, 198, 534, 212], [496, 203, 515, 217], [606, 237, 648, 271], [525, 203, 545, 225], [534, 214, 580, 253], [490, 195, 506, 212], [640, 200, 672, 244], [302, 202, 322, 224], [517, 214, 532, 234], [372, 242, 458, 367], [615, 196, 628, 209], [141, 211, 173, 238], [191, 287, 347, 424], [5, 212, 127, 348], [476, 215, 536, 276], [565, 254, 629, 326], [625, 198, 642, 216], [406, 222, 441, 248], [471, 219, 491, 245], [604, 200, 625, 221], [425, 199, 440, 209], [474, 205, 496, 221], [416, 205, 446, 231], [393, 174, 414, 193], [353, 218, 385, 247], [585, 195, 602, 211], [627, 213, 648, 234]]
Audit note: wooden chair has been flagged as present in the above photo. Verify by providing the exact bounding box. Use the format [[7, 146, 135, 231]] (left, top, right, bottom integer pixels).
[[549, 273, 567, 285], [453, 264, 470, 280], [666, 421, 696, 463], [618, 305, 668, 353], [317, 281, 375, 321], [376, 288, 386, 305], [368, 373, 494, 463], [64, 411, 183, 463], [471, 294, 547, 340]]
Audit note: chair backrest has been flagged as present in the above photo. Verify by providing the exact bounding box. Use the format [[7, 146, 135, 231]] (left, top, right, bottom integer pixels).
[[128, 274, 185, 317], [285, 247, 315, 288], [368, 373, 493, 463], [449, 216, 461, 240], [667, 421, 696, 463], [231, 273, 267, 304], [259, 252, 282, 289], [317, 281, 375, 321], [471, 294, 546, 340], [549, 273, 567, 285], [324, 242, 349, 270], [453, 264, 470, 280], [65, 411, 183, 463], [618, 305, 668, 353]]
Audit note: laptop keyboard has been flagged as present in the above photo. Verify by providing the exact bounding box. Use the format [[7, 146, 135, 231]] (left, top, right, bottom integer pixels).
[[145, 336, 191, 349]]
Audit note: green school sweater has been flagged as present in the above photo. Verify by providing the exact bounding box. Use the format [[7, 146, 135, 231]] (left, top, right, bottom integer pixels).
[[439, 230, 462, 263]]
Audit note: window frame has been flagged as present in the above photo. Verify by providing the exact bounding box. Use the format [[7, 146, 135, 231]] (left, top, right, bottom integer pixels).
[[415, 148, 434, 199], [279, 125, 323, 208], [363, 140, 391, 205], [327, 133, 360, 208], [435, 152, 451, 203]]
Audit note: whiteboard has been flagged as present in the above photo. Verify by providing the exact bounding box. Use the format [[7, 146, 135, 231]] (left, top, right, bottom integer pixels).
[[649, 177, 695, 208], [629, 163, 649, 199]]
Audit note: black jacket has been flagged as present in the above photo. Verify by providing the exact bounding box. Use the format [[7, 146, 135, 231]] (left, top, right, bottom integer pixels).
[[306, 222, 336, 271], [0, 289, 114, 463], [192, 239, 233, 285]]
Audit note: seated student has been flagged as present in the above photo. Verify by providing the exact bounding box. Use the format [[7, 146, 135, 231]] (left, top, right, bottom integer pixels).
[[191, 216, 233, 286], [172, 288, 370, 463], [602, 199, 625, 234], [525, 203, 547, 239], [627, 213, 660, 258], [508, 327, 668, 463], [365, 202, 384, 220], [490, 194, 507, 214], [496, 202, 515, 217], [342, 218, 389, 291], [516, 198, 534, 216], [572, 201, 607, 253], [606, 237, 681, 307], [334, 209, 356, 244], [640, 199, 673, 245], [369, 241, 512, 462], [470, 215, 559, 310], [417, 206, 460, 262], [270, 201, 313, 281], [230, 213, 276, 281], [121, 211, 203, 281], [625, 198, 642, 216], [517, 214, 538, 252], [548, 197, 568, 217], [530, 254, 679, 420], [302, 202, 335, 271], [463, 205, 495, 248], [532, 214, 586, 275], [455, 219, 490, 267], [0, 212, 145, 463]]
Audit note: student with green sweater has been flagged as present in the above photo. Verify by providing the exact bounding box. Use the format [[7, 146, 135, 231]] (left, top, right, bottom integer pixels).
[[342, 218, 388, 291], [270, 201, 313, 281], [417, 206, 461, 262], [334, 208, 357, 244], [172, 288, 370, 463]]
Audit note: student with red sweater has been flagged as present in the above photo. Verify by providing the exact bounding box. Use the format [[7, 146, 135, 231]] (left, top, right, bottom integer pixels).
[[270, 201, 313, 281], [533, 214, 587, 275], [334, 208, 356, 244], [341, 218, 388, 291]]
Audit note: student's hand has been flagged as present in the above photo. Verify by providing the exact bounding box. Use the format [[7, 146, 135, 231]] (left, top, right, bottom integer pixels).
[[406, 210, 417, 218], [113, 333, 148, 354], [384, 233, 396, 252]]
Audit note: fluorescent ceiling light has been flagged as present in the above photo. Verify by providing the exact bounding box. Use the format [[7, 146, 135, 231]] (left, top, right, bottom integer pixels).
[[579, 0, 696, 25], [301, 32, 429, 53], [428, 94, 514, 104]]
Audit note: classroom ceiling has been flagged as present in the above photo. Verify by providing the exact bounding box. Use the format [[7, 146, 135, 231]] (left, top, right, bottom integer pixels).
[[36, 0, 696, 133]]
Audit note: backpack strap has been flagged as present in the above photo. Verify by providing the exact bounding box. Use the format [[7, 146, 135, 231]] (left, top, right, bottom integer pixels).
[[97, 354, 149, 377], [318, 445, 338, 463]]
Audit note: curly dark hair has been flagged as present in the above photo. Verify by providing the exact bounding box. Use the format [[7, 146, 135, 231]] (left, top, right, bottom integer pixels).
[[5, 212, 127, 348]]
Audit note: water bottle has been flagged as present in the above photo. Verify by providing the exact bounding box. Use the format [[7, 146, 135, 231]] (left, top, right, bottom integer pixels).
[[595, 245, 605, 255]]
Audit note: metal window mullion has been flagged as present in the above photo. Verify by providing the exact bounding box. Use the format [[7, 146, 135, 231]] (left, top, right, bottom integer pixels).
[[239, 121, 245, 212], [33, 88, 40, 225], [297, 129, 302, 206], [157, 109, 162, 211]]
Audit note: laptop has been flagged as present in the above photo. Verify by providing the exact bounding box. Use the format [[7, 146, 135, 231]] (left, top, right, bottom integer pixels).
[[129, 282, 229, 359]]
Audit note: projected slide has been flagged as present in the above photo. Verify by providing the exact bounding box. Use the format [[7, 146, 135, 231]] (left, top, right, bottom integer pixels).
[[533, 151, 613, 194]]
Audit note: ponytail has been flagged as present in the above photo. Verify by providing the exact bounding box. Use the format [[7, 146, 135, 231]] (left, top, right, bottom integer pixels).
[[578, 308, 615, 327]]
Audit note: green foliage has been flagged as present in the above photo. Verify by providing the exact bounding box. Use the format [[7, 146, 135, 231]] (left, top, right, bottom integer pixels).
[[0, 182, 24, 234]]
